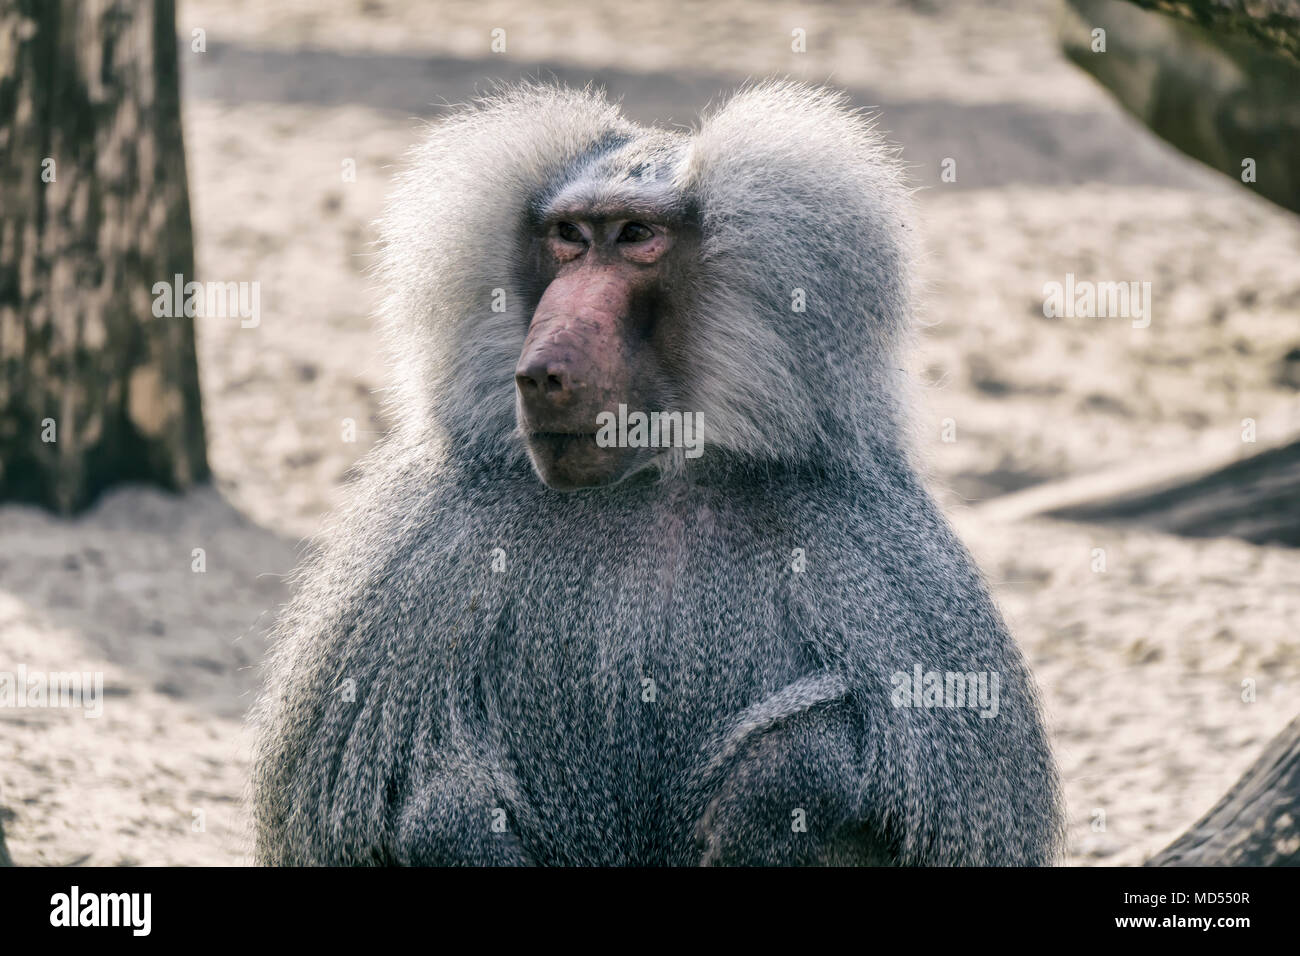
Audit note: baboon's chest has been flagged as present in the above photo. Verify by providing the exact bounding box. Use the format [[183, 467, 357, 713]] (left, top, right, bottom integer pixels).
[[488, 576, 804, 864], [466, 497, 807, 862]]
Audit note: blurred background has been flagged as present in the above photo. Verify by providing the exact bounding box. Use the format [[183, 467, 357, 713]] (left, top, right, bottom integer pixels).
[[1, 0, 1298, 865]]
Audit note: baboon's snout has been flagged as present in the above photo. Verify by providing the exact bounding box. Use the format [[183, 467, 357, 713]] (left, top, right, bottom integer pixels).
[[515, 270, 634, 427], [515, 270, 639, 490]]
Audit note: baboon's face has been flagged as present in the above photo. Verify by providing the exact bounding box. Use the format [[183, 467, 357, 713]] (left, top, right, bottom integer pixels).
[[516, 207, 688, 491]]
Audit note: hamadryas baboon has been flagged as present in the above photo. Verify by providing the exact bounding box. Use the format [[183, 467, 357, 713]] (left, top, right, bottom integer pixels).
[[252, 82, 1064, 866]]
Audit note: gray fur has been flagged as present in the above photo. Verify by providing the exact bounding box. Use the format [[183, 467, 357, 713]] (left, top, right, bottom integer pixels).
[[252, 81, 1064, 866]]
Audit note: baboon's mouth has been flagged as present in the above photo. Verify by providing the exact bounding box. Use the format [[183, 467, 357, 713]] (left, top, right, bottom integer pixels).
[[522, 431, 627, 490], [527, 432, 601, 454]]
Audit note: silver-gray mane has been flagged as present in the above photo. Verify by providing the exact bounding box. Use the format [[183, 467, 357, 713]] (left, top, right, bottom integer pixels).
[[375, 81, 915, 476]]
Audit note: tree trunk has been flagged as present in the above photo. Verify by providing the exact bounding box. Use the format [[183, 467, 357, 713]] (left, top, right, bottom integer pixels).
[[1045, 438, 1300, 547], [0, 0, 208, 514], [1063, 0, 1300, 215], [1148, 715, 1300, 866], [1125, 0, 1300, 65], [978, 430, 1300, 547]]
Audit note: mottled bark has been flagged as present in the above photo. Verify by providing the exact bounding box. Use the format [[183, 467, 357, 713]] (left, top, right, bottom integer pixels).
[[1148, 715, 1300, 866], [0, 0, 207, 513]]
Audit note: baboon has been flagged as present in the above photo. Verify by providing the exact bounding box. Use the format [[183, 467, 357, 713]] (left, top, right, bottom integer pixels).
[[253, 82, 1064, 866]]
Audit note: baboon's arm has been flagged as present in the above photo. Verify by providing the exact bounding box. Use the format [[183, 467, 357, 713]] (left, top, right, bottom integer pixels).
[[695, 682, 890, 866], [394, 750, 535, 866]]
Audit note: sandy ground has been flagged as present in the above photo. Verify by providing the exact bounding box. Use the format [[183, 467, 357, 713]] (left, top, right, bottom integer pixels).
[[2, 0, 1298, 866]]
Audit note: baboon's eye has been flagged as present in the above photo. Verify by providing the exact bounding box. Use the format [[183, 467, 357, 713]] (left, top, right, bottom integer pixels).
[[556, 222, 584, 243], [618, 222, 653, 243]]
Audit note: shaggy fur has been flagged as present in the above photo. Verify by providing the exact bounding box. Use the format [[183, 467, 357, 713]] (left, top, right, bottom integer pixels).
[[252, 81, 1064, 866]]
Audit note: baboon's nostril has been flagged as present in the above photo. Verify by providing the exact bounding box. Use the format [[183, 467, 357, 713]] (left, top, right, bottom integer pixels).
[[516, 361, 572, 403]]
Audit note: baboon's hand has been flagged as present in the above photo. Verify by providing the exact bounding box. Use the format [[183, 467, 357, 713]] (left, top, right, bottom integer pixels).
[[695, 703, 875, 866], [395, 766, 533, 866]]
